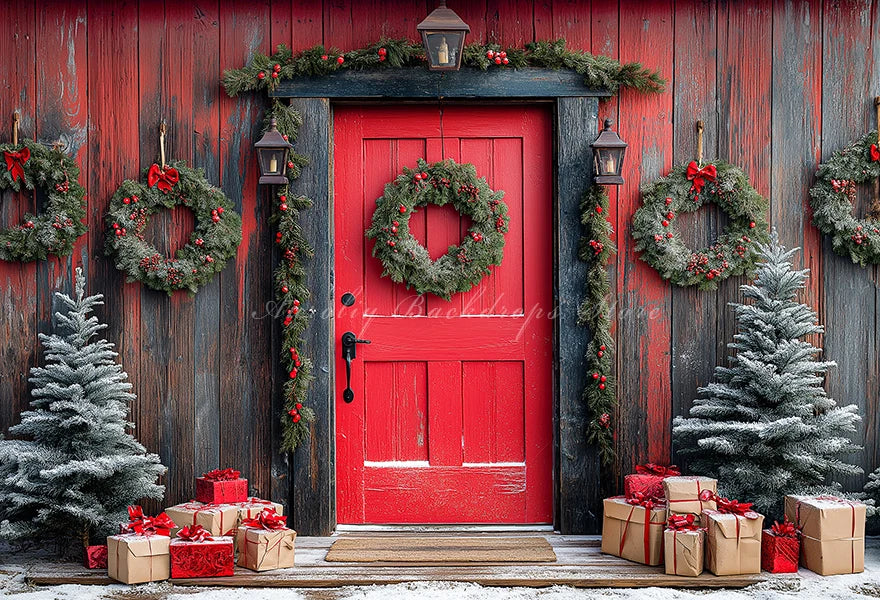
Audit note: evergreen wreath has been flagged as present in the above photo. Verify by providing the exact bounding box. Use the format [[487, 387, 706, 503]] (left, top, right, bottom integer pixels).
[[365, 158, 509, 300], [632, 160, 770, 290], [809, 130, 880, 266], [0, 139, 87, 262], [105, 161, 243, 295], [265, 101, 316, 451], [222, 38, 665, 98], [579, 185, 617, 464]]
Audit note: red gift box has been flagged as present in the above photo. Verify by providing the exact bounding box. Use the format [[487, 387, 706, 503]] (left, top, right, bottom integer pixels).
[[170, 525, 235, 578], [195, 468, 248, 504], [83, 544, 108, 569], [761, 520, 800, 573], [624, 463, 680, 500]]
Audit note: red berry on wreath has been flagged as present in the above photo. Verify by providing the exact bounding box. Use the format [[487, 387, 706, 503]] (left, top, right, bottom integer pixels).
[[749, 221, 756, 228], [487, 50, 495, 58], [399, 205, 407, 214], [420, 171, 428, 179], [281, 285, 289, 293], [666, 232, 673, 239], [392, 220, 399, 227], [131, 195, 139, 203], [280, 203, 288, 211], [502, 57, 509, 65], [321, 55, 328, 60], [706, 272, 715, 280], [296, 403, 303, 410], [388, 240, 396, 247], [667, 212, 674, 220], [599, 383, 606, 390], [494, 56, 502, 65], [293, 299, 300, 306], [337, 56, 345, 64], [212, 215, 220, 223], [596, 206, 603, 214], [592, 373, 599, 379], [600, 376, 607, 383], [279, 194, 287, 202], [271, 71, 279, 79], [217, 207, 224, 214], [378, 47, 387, 56], [274, 63, 281, 71], [665, 197, 672, 205], [500, 51, 507, 58], [597, 351, 603, 358], [600, 345, 606, 351], [205, 255, 214, 263], [293, 414, 301, 423], [123, 197, 130, 204], [290, 369, 298, 378], [287, 160, 295, 169], [25, 220, 33, 228], [112, 222, 119, 229], [258, 71, 266, 79], [662, 220, 669, 227], [654, 234, 663, 242], [195, 238, 204, 246]]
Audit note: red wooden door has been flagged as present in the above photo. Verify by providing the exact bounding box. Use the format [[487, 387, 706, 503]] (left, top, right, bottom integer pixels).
[[334, 105, 553, 524]]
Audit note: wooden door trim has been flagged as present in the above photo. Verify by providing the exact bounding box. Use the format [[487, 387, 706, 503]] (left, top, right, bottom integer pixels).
[[285, 95, 601, 536]]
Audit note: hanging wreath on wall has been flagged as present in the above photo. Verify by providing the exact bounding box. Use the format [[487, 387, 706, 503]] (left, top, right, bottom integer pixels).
[[809, 130, 880, 266], [365, 158, 509, 300], [0, 138, 87, 262], [632, 160, 770, 290], [105, 132, 243, 295]]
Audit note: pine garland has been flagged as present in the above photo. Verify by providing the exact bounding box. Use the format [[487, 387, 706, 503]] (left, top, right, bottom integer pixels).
[[265, 101, 316, 451], [222, 38, 665, 97], [578, 185, 617, 464], [365, 158, 509, 300], [0, 139, 87, 262], [809, 130, 880, 266]]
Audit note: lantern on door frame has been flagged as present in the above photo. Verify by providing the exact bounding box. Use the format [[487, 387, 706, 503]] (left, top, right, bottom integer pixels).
[[255, 118, 293, 185], [417, 1, 470, 71], [591, 119, 628, 185]]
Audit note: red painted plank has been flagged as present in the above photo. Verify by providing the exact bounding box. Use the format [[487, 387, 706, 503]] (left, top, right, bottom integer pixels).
[[292, 0, 324, 50], [271, 0, 294, 50], [324, 0, 355, 50], [616, 0, 674, 475], [486, 0, 533, 47], [427, 361, 464, 466], [552, 0, 591, 48], [448, 0, 488, 44]]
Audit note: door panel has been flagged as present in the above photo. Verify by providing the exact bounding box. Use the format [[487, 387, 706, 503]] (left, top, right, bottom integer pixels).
[[334, 105, 553, 524]]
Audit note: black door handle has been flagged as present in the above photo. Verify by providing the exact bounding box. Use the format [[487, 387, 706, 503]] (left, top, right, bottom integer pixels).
[[341, 331, 371, 403]]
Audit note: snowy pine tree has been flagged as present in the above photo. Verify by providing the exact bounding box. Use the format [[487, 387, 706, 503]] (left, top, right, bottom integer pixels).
[[0, 268, 165, 548], [673, 232, 862, 517]]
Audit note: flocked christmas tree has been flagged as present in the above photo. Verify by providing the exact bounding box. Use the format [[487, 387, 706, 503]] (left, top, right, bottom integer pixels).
[[0, 268, 165, 549], [673, 232, 862, 517]]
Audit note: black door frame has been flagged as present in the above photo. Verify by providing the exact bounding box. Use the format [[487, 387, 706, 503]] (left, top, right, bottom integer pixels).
[[273, 68, 609, 536]]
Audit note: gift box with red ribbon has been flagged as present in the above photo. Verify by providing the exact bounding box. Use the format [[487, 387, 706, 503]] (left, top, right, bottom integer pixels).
[[236, 509, 296, 572], [701, 491, 764, 576], [663, 476, 717, 525], [108, 506, 173, 584], [624, 463, 681, 501], [195, 468, 248, 504], [761, 518, 800, 573], [784, 494, 866, 575], [664, 514, 705, 577], [83, 544, 108, 569], [233, 497, 284, 527], [170, 525, 234, 578], [165, 501, 240, 537], [600, 495, 666, 566]]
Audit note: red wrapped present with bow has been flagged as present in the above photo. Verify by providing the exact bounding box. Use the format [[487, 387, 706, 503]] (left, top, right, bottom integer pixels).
[[663, 476, 717, 525], [600, 494, 666, 566], [195, 468, 248, 504], [165, 501, 240, 537], [232, 497, 284, 527], [170, 525, 234, 578], [624, 463, 681, 501], [761, 518, 800, 573], [237, 509, 296, 572], [108, 506, 173, 584], [784, 495, 866, 575], [83, 544, 108, 569], [664, 514, 705, 577], [700, 491, 764, 575]]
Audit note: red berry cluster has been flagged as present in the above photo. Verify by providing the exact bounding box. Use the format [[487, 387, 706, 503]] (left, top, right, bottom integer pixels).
[[50, 216, 75, 230], [430, 176, 451, 189], [165, 265, 183, 286], [279, 194, 288, 211], [413, 171, 430, 185], [288, 401, 304, 423], [591, 368, 608, 390], [210, 206, 224, 223], [686, 243, 730, 280], [457, 249, 470, 264], [122, 194, 140, 206], [21, 220, 35, 229], [486, 49, 509, 65], [128, 207, 149, 238], [111, 221, 127, 237], [377, 47, 387, 62], [470, 231, 484, 242], [458, 183, 480, 201], [589, 239, 604, 256], [383, 219, 401, 252], [495, 216, 505, 232], [139, 253, 162, 272], [55, 179, 70, 193], [321, 54, 344, 64], [850, 224, 878, 245], [283, 247, 299, 266], [598, 413, 611, 429], [283, 298, 301, 327], [831, 179, 857, 203]]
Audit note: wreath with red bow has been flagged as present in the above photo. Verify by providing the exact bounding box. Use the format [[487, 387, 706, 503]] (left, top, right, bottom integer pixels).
[[632, 160, 769, 290], [105, 161, 242, 294], [809, 130, 880, 266], [0, 139, 87, 262], [366, 158, 509, 300]]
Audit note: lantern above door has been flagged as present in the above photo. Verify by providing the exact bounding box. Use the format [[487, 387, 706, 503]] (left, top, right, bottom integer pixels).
[[417, 1, 470, 71]]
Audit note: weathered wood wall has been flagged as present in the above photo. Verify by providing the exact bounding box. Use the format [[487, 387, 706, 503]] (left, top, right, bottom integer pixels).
[[1, 0, 879, 524]]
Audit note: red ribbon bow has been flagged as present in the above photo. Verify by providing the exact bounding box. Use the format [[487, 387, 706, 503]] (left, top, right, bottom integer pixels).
[[4, 148, 30, 183], [177, 524, 214, 542], [635, 463, 681, 477], [771, 518, 798, 539], [241, 508, 287, 530], [686, 161, 717, 195], [147, 163, 180, 193], [625, 491, 658, 510], [124, 505, 175, 536], [870, 144, 879, 162], [698, 490, 760, 519], [202, 468, 241, 481], [666, 514, 700, 531]]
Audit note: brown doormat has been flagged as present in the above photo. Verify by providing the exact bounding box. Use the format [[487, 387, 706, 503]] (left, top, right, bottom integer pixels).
[[325, 536, 557, 564]]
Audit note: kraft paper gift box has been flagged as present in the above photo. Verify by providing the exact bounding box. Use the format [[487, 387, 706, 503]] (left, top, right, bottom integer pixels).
[[169, 526, 235, 578], [703, 508, 764, 575], [233, 497, 284, 525], [664, 522, 704, 577], [195, 468, 248, 504], [236, 526, 296, 571], [107, 533, 171, 584], [663, 476, 717, 525], [624, 463, 681, 501], [784, 495, 866, 575], [600, 496, 666, 566], [165, 502, 240, 537]]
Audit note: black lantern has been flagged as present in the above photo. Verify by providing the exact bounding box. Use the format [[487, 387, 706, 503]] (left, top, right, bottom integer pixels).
[[255, 118, 293, 185], [417, 1, 470, 71], [591, 119, 628, 185]]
